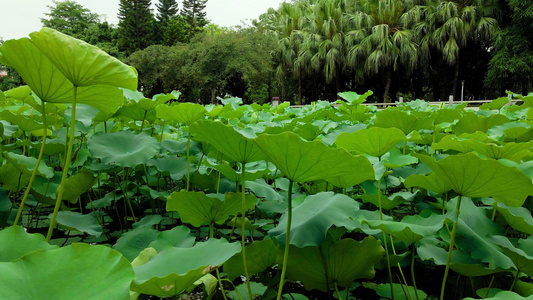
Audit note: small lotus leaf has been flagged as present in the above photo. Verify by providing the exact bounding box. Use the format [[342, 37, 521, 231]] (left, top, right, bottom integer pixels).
[[269, 192, 359, 247], [130, 238, 241, 297], [228, 282, 268, 300], [156, 102, 206, 125], [492, 201, 533, 235], [3, 152, 53, 178], [416, 153, 533, 206], [224, 239, 279, 280], [336, 127, 406, 157], [191, 120, 264, 163], [362, 212, 451, 244], [0, 226, 58, 262], [148, 226, 195, 253], [166, 190, 255, 227], [465, 291, 532, 300], [59, 171, 95, 203], [0, 110, 42, 132], [492, 236, 533, 277], [255, 132, 374, 183], [54, 211, 102, 237], [281, 237, 384, 291], [147, 156, 191, 181], [88, 131, 159, 168], [113, 227, 160, 261], [0, 243, 134, 299]]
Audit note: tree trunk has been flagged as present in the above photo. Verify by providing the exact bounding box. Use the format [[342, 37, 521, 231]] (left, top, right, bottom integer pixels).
[[211, 88, 215, 104], [383, 69, 392, 103], [452, 53, 460, 102], [298, 73, 302, 106]]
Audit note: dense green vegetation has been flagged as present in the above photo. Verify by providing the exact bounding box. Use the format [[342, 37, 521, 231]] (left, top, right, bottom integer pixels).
[[1, 0, 532, 103], [2, 27, 533, 300]]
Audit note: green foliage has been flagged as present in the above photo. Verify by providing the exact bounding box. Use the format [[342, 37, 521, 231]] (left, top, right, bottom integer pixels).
[[118, 0, 156, 55]]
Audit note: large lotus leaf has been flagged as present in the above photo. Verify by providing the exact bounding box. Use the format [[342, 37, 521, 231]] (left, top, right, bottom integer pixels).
[[362, 211, 451, 244], [0, 38, 125, 114], [336, 127, 406, 157], [492, 236, 533, 277], [88, 131, 159, 168], [417, 241, 506, 277], [245, 178, 284, 202], [156, 102, 206, 125], [228, 282, 268, 300], [148, 226, 195, 253], [269, 192, 359, 247], [131, 238, 241, 297], [113, 227, 160, 261], [447, 197, 515, 270], [166, 191, 256, 227], [431, 108, 462, 125], [0, 243, 134, 299], [114, 103, 156, 122], [54, 211, 102, 237], [373, 283, 428, 300], [492, 201, 533, 235], [255, 132, 374, 183], [435, 135, 533, 162], [321, 124, 367, 146], [373, 110, 433, 134], [29, 28, 137, 89], [191, 120, 264, 163], [452, 113, 509, 135], [3, 152, 53, 178], [0, 226, 58, 262], [404, 172, 452, 194], [147, 156, 191, 181], [0, 110, 42, 132], [282, 237, 384, 292], [224, 239, 279, 280], [416, 153, 533, 206], [59, 171, 96, 203]]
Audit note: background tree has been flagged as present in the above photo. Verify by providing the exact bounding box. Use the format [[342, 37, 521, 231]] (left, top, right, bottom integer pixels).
[[118, 0, 156, 55], [41, 0, 99, 39], [180, 0, 209, 40], [486, 0, 533, 95], [156, 0, 180, 43]]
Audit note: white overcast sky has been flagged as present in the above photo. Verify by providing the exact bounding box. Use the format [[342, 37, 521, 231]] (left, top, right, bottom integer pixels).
[[0, 0, 286, 41]]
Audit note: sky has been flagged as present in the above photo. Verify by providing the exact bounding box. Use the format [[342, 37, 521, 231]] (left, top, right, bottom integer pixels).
[[0, 0, 286, 41]]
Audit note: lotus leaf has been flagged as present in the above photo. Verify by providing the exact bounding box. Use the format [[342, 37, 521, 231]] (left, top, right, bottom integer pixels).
[[269, 192, 359, 247], [3, 152, 53, 178], [224, 239, 279, 280], [415, 153, 533, 206], [88, 131, 159, 168], [166, 190, 256, 227], [148, 226, 195, 253], [130, 238, 241, 297], [336, 127, 406, 157], [59, 171, 95, 203], [0, 226, 58, 262], [492, 236, 533, 277], [281, 237, 384, 292], [255, 132, 374, 183], [0, 243, 134, 299], [54, 211, 102, 237], [113, 227, 160, 261], [156, 102, 206, 125]]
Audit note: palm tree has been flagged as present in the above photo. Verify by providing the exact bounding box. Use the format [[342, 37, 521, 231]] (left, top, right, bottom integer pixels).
[[429, 0, 499, 101], [348, 0, 419, 103], [305, 0, 352, 97]]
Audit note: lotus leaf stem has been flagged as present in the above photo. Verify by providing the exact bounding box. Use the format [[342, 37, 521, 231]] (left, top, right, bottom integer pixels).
[[276, 179, 293, 300], [14, 101, 47, 226], [46, 86, 78, 242], [440, 194, 463, 300], [241, 162, 253, 300]]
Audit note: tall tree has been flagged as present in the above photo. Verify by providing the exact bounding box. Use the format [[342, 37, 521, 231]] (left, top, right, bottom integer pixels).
[[118, 0, 156, 55], [486, 0, 533, 94], [41, 0, 99, 39], [181, 0, 208, 37], [430, 0, 499, 101], [156, 0, 179, 43], [348, 0, 418, 103]]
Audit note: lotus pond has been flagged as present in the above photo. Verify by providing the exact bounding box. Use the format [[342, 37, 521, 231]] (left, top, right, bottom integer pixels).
[[1, 28, 533, 300]]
